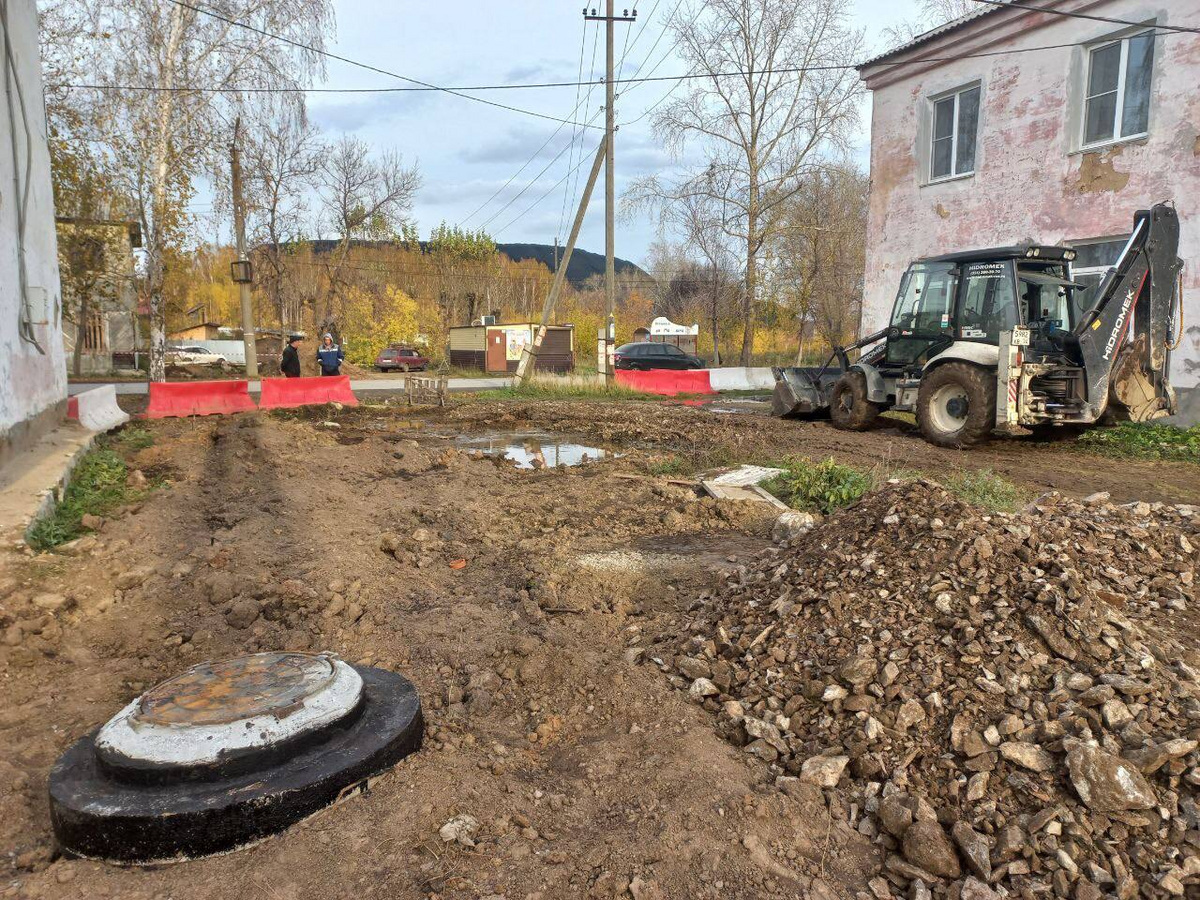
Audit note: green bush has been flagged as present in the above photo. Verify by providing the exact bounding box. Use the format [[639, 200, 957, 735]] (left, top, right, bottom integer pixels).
[[765, 457, 873, 514], [1075, 422, 1200, 463], [943, 469, 1025, 512]]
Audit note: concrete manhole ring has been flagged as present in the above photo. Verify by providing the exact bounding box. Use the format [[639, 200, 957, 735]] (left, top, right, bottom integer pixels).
[[49, 655, 423, 864]]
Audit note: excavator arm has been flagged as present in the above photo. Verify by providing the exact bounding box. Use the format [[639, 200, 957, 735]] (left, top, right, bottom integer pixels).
[[1073, 203, 1182, 420]]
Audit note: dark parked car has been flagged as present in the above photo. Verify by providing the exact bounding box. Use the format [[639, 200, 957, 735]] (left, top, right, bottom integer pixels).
[[614, 342, 704, 371], [375, 346, 429, 372]]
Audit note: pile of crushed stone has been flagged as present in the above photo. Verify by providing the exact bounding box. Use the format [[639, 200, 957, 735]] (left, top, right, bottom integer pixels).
[[662, 481, 1200, 900]]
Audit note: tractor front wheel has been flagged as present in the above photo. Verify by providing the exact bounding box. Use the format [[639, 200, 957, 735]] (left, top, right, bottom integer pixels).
[[829, 371, 881, 432], [916, 363, 995, 447]]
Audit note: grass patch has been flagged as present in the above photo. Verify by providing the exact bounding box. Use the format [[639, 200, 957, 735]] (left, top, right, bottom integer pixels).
[[1075, 422, 1200, 463], [647, 455, 688, 476], [942, 468, 1026, 512], [116, 425, 154, 451], [764, 456, 874, 514], [27, 434, 161, 551]]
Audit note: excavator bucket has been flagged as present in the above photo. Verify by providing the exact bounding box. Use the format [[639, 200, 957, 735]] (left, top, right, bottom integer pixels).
[[771, 367, 837, 418], [1110, 335, 1176, 421]]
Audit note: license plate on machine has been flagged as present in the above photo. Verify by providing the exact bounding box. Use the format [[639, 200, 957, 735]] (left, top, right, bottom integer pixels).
[[1011, 328, 1030, 347]]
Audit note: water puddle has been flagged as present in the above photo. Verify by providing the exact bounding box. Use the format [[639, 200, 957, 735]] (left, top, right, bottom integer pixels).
[[702, 399, 771, 415], [455, 431, 609, 469]]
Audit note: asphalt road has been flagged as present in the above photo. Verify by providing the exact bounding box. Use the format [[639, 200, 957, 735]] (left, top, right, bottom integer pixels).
[[68, 376, 512, 396]]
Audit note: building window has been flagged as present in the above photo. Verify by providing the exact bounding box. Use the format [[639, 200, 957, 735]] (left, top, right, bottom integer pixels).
[[1069, 235, 1130, 319], [930, 85, 980, 181], [1083, 31, 1154, 147], [83, 311, 107, 351]]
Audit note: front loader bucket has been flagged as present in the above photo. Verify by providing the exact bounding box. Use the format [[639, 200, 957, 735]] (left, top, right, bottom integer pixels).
[[771, 367, 833, 419]]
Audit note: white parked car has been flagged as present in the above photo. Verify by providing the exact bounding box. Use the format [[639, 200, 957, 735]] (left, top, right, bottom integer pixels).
[[166, 345, 227, 366]]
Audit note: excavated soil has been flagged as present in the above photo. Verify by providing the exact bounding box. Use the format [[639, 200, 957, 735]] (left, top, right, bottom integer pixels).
[[1, 398, 1198, 900]]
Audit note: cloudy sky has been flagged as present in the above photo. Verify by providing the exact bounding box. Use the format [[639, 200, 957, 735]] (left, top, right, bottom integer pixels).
[[300, 0, 921, 268]]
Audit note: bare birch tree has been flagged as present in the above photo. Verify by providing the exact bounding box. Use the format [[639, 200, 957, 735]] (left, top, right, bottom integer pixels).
[[243, 108, 323, 344], [316, 136, 421, 335], [60, 0, 334, 380], [627, 0, 863, 365], [768, 166, 868, 362]]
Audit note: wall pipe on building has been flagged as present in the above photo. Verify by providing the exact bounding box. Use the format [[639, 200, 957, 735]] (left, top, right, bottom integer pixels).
[[0, 0, 41, 353]]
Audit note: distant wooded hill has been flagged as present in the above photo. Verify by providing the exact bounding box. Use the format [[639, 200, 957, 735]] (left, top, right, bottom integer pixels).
[[303, 240, 648, 287], [493, 243, 647, 285]]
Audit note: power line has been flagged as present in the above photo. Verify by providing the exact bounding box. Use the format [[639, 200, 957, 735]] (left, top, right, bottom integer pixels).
[[66, 20, 1188, 100], [159, 0, 601, 129], [962, 0, 1200, 36], [459, 93, 600, 228], [566, 24, 604, 237], [557, 17, 593, 242], [616, 0, 685, 95], [494, 142, 602, 237], [478, 109, 605, 232]]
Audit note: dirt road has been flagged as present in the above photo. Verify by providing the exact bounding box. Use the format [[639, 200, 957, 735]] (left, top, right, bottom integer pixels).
[[2, 399, 1196, 899]]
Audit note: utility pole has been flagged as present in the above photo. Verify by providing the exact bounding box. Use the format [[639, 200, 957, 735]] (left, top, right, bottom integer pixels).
[[516, 136, 608, 384], [553, 236, 559, 275], [584, 4, 635, 383], [229, 117, 258, 378]]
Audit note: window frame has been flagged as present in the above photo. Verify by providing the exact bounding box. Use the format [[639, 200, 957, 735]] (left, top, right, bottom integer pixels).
[[1081, 29, 1154, 150], [1067, 234, 1131, 324], [955, 259, 1020, 343], [928, 82, 981, 183]]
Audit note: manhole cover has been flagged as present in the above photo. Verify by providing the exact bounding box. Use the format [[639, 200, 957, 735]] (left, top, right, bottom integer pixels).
[[136, 652, 338, 726], [50, 653, 422, 863], [96, 651, 364, 773]]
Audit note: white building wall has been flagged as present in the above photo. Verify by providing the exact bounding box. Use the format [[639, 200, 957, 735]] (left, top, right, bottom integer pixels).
[[0, 0, 66, 444], [859, 0, 1200, 389]]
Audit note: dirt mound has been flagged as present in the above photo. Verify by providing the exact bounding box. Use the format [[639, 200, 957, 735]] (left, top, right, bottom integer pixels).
[[667, 481, 1200, 900]]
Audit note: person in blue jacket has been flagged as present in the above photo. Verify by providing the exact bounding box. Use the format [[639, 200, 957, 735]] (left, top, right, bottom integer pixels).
[[316, 333, 345, 376]]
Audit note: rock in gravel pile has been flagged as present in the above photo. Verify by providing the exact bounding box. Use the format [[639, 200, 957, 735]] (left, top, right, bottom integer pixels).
[[667, 481, 1200, 900]]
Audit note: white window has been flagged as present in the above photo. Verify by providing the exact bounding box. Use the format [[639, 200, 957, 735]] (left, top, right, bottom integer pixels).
[[1083, 31, 1154, 147], [1069, 235, 1129, 319], [930, 84, 980, 181]]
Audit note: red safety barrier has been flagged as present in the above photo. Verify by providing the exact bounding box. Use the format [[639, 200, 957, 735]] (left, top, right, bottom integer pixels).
[[144, 380, 257, 419], [615, 368, 716, 397], [258, 375, 359, 410]]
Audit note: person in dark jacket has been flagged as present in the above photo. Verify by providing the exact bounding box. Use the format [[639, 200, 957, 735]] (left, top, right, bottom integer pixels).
[[280, 334, 303, 377], [316, 333, 345, 376]]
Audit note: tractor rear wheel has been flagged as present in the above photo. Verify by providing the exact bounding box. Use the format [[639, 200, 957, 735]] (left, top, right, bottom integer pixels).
[[829, 371, 880, 432], [917, 363, 995, 447]]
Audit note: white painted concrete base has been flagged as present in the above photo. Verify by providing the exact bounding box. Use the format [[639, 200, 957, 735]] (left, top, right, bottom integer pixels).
[[68, 384, 130, 432]]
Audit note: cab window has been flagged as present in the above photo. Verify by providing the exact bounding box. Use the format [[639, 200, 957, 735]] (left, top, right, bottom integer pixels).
[[1017, 265, 1075, 329], [958, 261, 1018, 342], [888, 262, 958, 365], [890, 262, 958, 333]]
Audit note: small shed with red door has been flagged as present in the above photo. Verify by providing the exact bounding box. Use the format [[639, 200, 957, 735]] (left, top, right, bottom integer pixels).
[[447, 323, 575, 373]]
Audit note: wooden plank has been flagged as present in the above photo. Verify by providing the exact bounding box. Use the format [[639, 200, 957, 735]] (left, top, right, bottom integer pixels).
[[701, 480, 789, 510]]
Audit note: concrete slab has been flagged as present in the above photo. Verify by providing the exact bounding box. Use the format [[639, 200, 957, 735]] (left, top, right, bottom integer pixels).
[[0, 421, 95, 541]]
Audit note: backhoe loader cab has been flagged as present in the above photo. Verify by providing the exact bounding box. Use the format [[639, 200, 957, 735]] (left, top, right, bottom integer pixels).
[[771, 203, 1181, 447]]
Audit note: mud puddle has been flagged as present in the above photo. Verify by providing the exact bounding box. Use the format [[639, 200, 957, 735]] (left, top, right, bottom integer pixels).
[[701, 398, 771, 415], [454, 430, 610, 468]]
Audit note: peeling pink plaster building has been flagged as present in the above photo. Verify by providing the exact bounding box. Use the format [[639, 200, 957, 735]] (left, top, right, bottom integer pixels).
[[858, 0, 1200, 398]]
